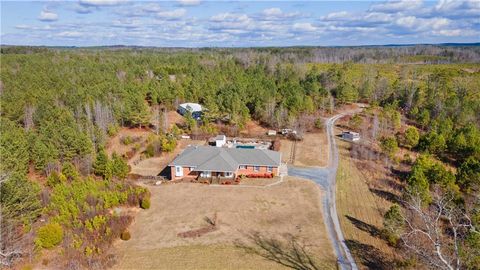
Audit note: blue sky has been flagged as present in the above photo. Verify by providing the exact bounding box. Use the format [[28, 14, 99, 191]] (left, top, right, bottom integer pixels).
[[1, 0, 479, 47]]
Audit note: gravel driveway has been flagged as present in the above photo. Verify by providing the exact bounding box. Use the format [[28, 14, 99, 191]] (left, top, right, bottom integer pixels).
[[288, 112, 360, 270]]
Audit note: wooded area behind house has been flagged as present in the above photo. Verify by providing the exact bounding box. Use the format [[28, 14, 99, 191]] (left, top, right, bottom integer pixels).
[[1, 45, 479, 269]]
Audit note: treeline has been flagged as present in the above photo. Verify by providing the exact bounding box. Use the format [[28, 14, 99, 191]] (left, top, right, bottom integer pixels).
[[4, 44, 480, 64]]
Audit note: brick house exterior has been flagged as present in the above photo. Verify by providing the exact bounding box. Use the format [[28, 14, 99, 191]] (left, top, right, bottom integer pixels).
[[169, 146, 281, 180]]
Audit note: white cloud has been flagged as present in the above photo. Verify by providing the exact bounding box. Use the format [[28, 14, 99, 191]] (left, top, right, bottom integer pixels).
[[433, 29, 462, 36], [434, 28, 478, 37], [156, 8, 186, 20], [177, 0, 201, 6], [370, 0, 423, 13], [75, 4, 94, 14], [111, 19, 143, 29], [210, 12, 250, 23], [79, 0, 126, 7], [396, 16, 450, 31], [263, 8, 282, 17], [142, 3, 162, 13], [259, 7, 301, 21], [16, 24, 54, 30], [323, 11, 351, 20], [56, 31, 83, 38], [435, 0, 480, 12], [432, 0, 480, 18], [6, 0, 480, 46], [38, 9, 58, 22], [292, 22, 316, 32]]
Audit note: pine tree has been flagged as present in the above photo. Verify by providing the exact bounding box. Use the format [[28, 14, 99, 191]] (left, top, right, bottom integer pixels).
[[93, 148, 109, 177], [111, 153, 129, 180], [404, 126, 420, 149]]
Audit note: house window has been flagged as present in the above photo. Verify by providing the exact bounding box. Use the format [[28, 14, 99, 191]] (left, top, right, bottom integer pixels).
[[225, 172, 233, 178], [175, 166, 183, 177], [239, 165, 246, 170], [267, 166, 273, 172], [254, 166, 260, 171]]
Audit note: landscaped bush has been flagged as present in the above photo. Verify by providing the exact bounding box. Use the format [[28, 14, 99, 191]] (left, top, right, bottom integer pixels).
[[120, 231, 131, 241], [140, 197, 150, 209], [35, 222, 64, 248]]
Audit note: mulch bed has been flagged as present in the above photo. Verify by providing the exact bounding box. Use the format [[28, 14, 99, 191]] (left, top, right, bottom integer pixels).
[[177, 225, 217, 238]]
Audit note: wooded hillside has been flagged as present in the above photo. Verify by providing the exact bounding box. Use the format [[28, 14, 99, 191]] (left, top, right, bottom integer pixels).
[[1, 46, 479, 269]]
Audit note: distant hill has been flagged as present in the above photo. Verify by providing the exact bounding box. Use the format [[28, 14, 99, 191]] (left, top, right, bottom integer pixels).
[[1, 42, 479, 50]]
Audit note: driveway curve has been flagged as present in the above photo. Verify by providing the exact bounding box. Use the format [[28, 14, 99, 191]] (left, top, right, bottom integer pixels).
[[288, 112, 360, 270]]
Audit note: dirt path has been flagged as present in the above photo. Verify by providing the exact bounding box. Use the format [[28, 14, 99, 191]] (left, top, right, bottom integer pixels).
[[288, 110, 361, 270]]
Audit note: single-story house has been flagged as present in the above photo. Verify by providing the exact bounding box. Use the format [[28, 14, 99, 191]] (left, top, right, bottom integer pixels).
[[177, 102, 203, 119], [342, 131, 360, 141], [169, 145, 281, 180]]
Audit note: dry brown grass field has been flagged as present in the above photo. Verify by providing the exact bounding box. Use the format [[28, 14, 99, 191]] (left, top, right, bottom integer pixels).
[[112, 177, 336, 269], [335, 136, 399, 269], [278, 139, 294, 164], [279, 132, 328, 167], [240, 120, 269, 137]]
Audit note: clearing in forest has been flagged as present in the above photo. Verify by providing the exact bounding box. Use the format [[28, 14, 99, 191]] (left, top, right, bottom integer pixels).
[[106, 128, 151, 158], [279, 132, 329, 167], [129, 139, 205, 177]]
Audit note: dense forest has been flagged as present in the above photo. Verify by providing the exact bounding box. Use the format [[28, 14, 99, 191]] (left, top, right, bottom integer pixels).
[[1, 45, 479, 269]]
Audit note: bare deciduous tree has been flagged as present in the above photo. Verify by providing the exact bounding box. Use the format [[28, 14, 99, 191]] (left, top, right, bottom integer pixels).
[[23, 105, 35, 131], [0, 175, 37, 267], [152, 106, 160, 135], [93, 100, 114, 136], [399, 188, 478, 270]]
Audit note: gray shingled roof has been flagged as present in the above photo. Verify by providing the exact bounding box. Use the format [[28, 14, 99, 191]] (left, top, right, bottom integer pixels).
[[170, 145, 281, 172]]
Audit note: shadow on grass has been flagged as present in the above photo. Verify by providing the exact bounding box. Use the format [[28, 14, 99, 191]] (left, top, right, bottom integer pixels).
[[345, 215, 381, 238], [235, 232, 322, 270], [369, 188, 403, 205], [345, 239, 393, 270], [391, 168, 409, 182]]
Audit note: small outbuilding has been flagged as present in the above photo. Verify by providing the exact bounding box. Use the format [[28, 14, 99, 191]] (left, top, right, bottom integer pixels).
[[342, 131, 360, 141], [215, 135, 227, 147], [177, 103, 203, 119], [267, 130, 277, 136]]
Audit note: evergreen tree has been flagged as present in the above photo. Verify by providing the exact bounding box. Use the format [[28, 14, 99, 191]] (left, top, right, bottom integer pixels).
[[0, 119, 29, 174], [62, 162, 79, 181], [404, 126, 420, 149], [457, 157, 480, 192], [93, 148, 109, 177], [111, 153, 129, 180], [380, 136, 399, 159]]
